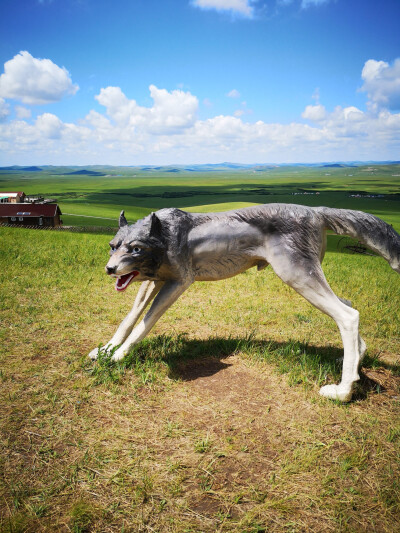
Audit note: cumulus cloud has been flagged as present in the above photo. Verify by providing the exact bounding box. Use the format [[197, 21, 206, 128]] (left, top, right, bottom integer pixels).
[[95, 84, 199, 134], [302, 104, 326, 122], [1, 68, 400, 165], [2, 95, 399, 165], [35, 113, 64, 139], [300, 103, 397, 150], [148, 85, 199, 132], [192, 0, 255, 17], [303, 103, 364, 125], [361, 58, 400, 111], [0, 51, 79, 105]]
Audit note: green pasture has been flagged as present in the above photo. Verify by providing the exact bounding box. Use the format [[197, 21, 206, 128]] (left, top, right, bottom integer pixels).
[[1, 164, 399, 231], [0, 224, 399, 532]]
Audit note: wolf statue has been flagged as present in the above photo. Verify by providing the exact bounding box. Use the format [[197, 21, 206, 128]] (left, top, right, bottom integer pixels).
[[89, 204, 400, 402]]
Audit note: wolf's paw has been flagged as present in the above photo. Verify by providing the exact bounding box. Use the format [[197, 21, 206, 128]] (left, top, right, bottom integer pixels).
[[111, 347, 127, 362], [88, 344, 114, 360], [319, 383, 353, 402], [88, 347, 100, 360]]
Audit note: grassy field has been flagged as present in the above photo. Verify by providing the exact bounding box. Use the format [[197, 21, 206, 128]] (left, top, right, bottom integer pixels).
[[0, 222, 399, 532], [1, 164, 399, 231]]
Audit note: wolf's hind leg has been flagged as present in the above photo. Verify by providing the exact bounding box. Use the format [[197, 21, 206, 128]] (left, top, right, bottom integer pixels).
[[268, 252, 362, 402], [339, 297, 367, 362], [88, 281, 164, 359]]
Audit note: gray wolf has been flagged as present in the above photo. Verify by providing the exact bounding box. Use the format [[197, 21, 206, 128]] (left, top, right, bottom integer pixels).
[[89, 204, 400, 402]]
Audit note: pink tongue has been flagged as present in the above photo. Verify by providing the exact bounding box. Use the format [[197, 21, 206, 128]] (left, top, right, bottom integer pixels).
[[115, 271, 139, 292]]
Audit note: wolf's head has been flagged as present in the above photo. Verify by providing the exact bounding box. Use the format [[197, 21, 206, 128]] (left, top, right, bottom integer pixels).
[[106, 211, 166, 291]]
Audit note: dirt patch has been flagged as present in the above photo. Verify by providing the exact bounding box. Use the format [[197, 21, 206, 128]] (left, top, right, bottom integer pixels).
[[360, 367, 400, 400], [172, 355, 283, 411], [160, 355, 319, 502]]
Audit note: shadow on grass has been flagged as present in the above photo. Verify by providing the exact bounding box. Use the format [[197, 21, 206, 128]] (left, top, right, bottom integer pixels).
[[87, 334, 400, 400]]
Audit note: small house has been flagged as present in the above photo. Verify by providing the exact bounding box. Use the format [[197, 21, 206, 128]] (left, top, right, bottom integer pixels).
[[0, 203, 62, 227], [0, 191, 26, 203]]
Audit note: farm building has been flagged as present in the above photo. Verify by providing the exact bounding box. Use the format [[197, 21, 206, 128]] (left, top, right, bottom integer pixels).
[[0, 204, 62, 227], [0, 191, 26, 203]]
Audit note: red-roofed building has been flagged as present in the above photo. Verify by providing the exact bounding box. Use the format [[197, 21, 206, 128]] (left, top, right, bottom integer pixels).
[[0, 203, 62, 227], [0, 191, 26, 203]]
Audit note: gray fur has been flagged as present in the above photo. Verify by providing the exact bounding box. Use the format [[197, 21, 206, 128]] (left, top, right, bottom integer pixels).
[[89, 203, 400, 402]]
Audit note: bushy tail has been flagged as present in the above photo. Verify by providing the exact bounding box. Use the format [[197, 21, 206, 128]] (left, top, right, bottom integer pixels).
[[317, 206, 400, 274]]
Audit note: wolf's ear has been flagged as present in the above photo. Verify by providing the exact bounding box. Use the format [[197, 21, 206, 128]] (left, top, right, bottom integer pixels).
[[149, 212, 163, 238], [119, 210, 128, 228]]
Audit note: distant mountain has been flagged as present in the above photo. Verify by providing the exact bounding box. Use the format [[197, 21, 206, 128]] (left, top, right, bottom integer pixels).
[[321, 163, 355, 168], [22, 166, 42, 171], [2, 161, 399, 174], [63, 170, 105, 176], [0, 166, 42, 171]]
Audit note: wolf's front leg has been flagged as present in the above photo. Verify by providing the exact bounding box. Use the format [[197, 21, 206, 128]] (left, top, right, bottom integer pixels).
[[88, 281, 164, 360], [111, 280, 192, 361]]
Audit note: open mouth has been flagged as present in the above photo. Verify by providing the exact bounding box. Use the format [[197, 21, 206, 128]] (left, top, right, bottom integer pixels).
[[115, 271, 140, 292]]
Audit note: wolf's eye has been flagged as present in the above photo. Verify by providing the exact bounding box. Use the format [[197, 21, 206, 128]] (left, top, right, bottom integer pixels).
[[133, 246, 141, 253]]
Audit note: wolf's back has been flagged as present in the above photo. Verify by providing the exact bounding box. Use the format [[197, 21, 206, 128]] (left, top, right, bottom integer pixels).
[[316, 206, 400, 274]]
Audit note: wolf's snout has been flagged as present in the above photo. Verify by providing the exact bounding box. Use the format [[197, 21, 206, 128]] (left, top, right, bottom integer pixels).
[[106, 265, 116, 275]]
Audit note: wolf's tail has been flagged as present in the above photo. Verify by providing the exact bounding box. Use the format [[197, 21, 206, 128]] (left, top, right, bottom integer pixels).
[[316, 206, 400, 274]]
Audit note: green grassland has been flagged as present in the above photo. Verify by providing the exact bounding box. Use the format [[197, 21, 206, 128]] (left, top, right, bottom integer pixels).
[[1, 207, 400, 531], [1, 164, 399, 231]]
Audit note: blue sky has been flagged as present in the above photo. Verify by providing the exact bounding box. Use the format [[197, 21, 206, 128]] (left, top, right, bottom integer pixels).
[[0, 0, 399, 165]]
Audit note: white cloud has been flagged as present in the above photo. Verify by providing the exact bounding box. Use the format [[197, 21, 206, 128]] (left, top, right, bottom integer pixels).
[[95, 86, 135, 126], [302, 104, 326, 122], [85, 109, 112, 130], [0, 98, 10, 123], [303, 103, 365, 127], [148, 85, 199, 133], [95, 84, 198, 134], [361, 58, 400, 111], [227, 88, 241, 98], [1, 66, 400, 165], [300, 103, 400, 152], [192, 0, 255, 18], [2, 97, 399, 165], [35, 113, 63, 139], [0, 51, 79, 105]]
